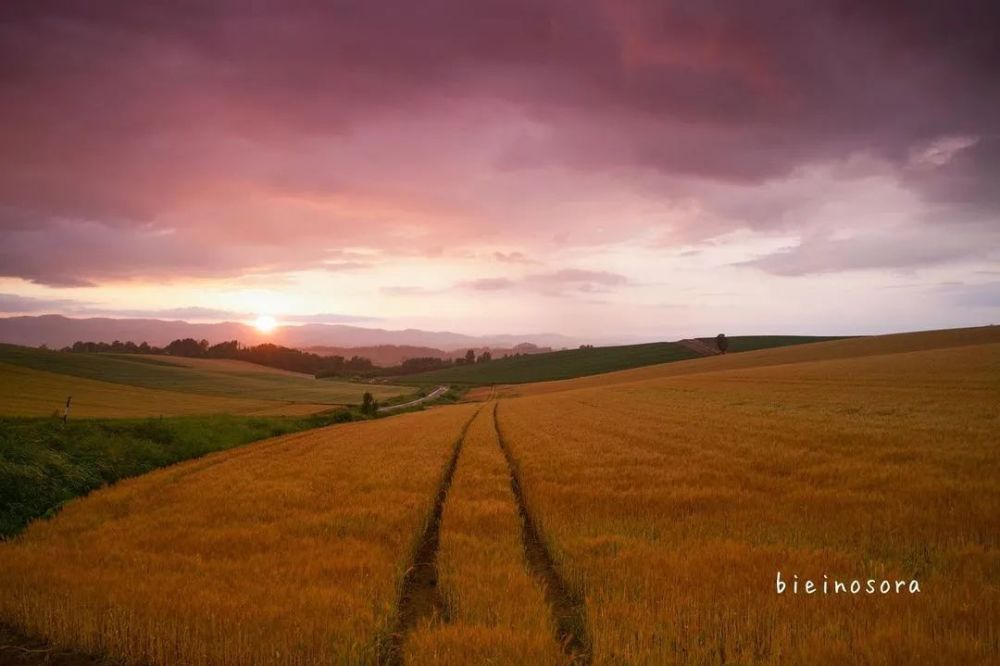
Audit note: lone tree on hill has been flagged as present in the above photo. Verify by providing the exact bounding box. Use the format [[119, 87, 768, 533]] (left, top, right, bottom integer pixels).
[[361, 391, 378, 415], [716, 333, 729, 354]]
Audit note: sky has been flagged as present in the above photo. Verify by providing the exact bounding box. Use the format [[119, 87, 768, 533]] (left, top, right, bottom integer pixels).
[[1, 0, 998, 340]]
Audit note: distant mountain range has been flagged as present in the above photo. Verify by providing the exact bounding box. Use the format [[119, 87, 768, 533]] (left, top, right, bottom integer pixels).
[[0, 315, 579, 352]]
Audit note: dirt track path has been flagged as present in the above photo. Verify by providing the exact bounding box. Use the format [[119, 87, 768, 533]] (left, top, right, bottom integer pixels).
[[493, 402, 591, 664], [379, 407, 481, 665], [386, 401, 590, 665], [0, 624, 107, 665], [378, 385, 448, 413]]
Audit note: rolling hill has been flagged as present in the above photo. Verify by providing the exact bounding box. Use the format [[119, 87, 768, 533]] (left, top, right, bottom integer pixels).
[[0, 362, 324, 418], [496, 325, 1000, 397], [0, 344, 410, 410], [1, 326, 995, 663], [397, 342, 702, 385], [397, 335, 847, 386], [694, 334, 847, 354]]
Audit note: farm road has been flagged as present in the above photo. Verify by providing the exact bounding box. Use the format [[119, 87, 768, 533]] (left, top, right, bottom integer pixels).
[[378, 385, 448, 413]]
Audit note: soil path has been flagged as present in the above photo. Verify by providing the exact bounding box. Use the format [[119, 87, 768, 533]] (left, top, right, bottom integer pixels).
[[0, 625, 110, 666], [379, 407, 481, 665]]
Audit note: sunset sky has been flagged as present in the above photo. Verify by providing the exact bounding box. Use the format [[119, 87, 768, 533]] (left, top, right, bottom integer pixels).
[[1, 1, 998, 340]]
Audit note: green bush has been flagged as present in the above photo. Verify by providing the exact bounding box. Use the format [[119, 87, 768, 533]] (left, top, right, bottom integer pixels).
[[0, 409, 359, 539]]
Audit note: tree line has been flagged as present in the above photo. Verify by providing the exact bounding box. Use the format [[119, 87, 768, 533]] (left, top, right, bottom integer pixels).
[[65, 339, 373, 376], [64, 339, 503, 378]]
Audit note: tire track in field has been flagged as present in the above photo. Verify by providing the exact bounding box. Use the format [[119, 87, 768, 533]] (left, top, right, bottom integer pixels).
[[492, 402, 592, 664], [380, 407, 482, 666], [0, 624, 104, 666]]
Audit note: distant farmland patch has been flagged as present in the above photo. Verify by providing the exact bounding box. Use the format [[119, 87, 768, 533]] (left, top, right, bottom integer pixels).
[[398, 342, 701, 386], [0, 344, 409, 406], [0, 362, 327, 418]]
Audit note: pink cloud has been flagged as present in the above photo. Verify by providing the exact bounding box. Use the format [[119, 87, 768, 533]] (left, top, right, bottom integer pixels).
[[0, 0, 998, 289]]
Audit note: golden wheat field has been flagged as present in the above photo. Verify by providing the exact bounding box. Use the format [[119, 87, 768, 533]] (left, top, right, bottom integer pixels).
[[496, 325, 1000, 398], [403, 404, 566, 665], [0, 327, 997, 664], [498, 335, 999, 664], [0, 405, 478, 665], [0, 362, 328, 417]]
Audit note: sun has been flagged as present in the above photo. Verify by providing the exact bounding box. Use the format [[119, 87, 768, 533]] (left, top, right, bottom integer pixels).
[[253, 314, 278, 333]]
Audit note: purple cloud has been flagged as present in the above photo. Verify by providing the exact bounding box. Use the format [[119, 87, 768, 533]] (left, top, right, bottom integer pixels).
[[0, 0, 998, 286]]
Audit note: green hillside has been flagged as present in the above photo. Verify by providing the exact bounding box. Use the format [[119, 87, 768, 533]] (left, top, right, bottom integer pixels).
[[0, 344, 409, 406], [698, 335, 847, 353], [398, 342, 701, 386]]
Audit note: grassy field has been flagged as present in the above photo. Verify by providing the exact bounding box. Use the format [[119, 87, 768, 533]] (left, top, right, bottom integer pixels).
[[0, 406, 480, 664], [0, 326, 996, 663], [0, 410, 358, 538], [399, 342, 700, 386], [0, 344, 409, 406], [0, 362, 328, 418]]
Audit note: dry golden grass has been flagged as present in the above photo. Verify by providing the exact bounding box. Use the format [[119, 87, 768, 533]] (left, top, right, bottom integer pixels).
[[461, 385, 496, 402], [497, 338, 1000, 664], [2, 328, 996, 664], [0, 405, 479, 665], [504, 325, 1000, 397], [0, 362, 323, 417], [403, 403, 565, 665]]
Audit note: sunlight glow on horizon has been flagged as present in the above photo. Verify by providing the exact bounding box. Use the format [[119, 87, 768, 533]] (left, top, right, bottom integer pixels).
[[252, 314, 278, 334]]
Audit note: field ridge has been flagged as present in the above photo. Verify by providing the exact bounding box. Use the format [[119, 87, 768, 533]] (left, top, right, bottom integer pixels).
[[677, 338, 721, 356], [494, 402, 591, 663]]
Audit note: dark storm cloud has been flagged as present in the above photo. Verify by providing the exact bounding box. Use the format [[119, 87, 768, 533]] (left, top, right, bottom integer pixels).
[[1, 0, 998, 285]]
